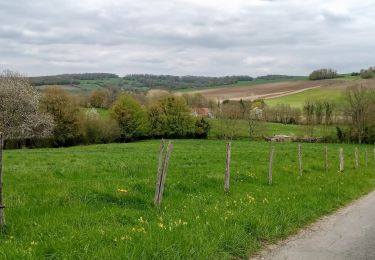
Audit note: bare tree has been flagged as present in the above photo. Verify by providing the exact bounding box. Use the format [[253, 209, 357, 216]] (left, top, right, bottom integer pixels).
[[314, 101, 324, 124], [0, 71, 54, 141], [216, 101, 242, 140], [247, 107, 264, 141], [345, 85, 369, 144], [323, 100, 335, 125], [303, 100, 315, 136]]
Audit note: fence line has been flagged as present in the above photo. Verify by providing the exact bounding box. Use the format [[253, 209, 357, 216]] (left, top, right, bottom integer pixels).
[[0, 133, 5, 226], [224, 142, 231, 193], [1, 140, 374, 213]]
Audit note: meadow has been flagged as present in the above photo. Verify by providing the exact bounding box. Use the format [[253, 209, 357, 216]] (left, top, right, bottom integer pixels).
[[265, 87, 345, 108], [1, 140, 375, 259], [208, 120, 337, 140]]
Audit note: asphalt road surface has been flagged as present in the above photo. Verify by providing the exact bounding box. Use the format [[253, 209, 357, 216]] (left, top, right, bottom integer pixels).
[[252, 191, 375, 260]]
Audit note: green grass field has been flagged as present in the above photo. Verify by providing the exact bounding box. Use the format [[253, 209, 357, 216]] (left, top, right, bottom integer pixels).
[[1, 140, 375, 259], [265, 87, 345, 108], [208, 120, 337, 140]]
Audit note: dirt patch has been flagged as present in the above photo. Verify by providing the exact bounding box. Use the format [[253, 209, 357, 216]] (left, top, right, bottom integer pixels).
[[230, 86, 322, 101]]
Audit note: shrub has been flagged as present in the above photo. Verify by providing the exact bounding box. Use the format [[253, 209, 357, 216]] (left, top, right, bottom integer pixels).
[[111, 94, 149, 141], [81, 109, 120, 144], [148, 95, 195, 138], [194, 117, 211, 138], [89, 89, 109, 108], [40, 87, 82, 146], [360, 67, 374, 79]]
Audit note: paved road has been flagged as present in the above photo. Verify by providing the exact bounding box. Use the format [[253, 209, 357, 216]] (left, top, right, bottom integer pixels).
[[252, 191, 375, 260]]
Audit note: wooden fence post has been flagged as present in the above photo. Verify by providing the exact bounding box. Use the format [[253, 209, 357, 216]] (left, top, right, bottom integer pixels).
[[298, 144, 303, 176], [339, 148, 344, 173], [268, 146, 274, 185], [355, 147, 359, 169], [0, 133, 4, 226], [154, 140, 165, 206], [224, 142, 231, 193], [156, 141, 173, 207], [325, 146, 328, 173]]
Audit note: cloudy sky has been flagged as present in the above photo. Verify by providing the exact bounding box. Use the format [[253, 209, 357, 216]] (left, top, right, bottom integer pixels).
[[0, 0, 374, 76]]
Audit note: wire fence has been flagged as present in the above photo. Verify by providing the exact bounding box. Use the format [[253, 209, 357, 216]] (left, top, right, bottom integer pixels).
[[0, 140, 375, 220]]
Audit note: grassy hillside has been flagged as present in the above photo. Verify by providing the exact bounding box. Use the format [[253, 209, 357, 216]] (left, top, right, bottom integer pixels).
[[1, 140, 375, 259], [265, 87, 345, 108], [208, 120, 337, 140]]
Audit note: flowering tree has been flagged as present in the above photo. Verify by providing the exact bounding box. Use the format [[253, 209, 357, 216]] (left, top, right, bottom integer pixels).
[[0, 70, 54, 140]]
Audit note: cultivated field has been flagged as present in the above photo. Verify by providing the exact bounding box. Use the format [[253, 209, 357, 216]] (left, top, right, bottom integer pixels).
[[187, 78, 375, 108], [1, 140, 375, 259], [187, 80, 333, 101]]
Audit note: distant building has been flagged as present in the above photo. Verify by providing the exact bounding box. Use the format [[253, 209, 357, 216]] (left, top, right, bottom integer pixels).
[[192, 107, 213, 118], [270, 135, 291, 142]]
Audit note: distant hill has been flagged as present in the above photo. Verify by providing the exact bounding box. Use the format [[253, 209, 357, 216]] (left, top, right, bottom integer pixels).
[[256, 75, 306, 80], [29, 73, 307, 92], [29, 73, 119, 86], [122, 74, 254, 90]]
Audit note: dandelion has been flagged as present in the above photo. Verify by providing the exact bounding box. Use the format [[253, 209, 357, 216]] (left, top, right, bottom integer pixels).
[[246, 194, 255, 203], [117, 188, 128, 193], [30, 241, 38, 246], [121, 235, 132, 241], [138, 216, 145, 224], [158, 223, 166, 229]]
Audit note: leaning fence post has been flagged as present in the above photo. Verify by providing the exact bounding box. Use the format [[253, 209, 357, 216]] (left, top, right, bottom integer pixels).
[[155, 141, 173, 207], [268, 146, 274, 185], [339, 148, 344, 173], [325, 146, 328, 173], [355, 147, 359, 169], [224, 142, 231, 193], [0, 133, 5, 226], [154, 139, 165, 206], [298, 144, 303, 176]]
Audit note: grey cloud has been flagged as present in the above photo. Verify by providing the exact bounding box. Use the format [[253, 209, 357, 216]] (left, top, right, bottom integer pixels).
[[0, 0, 374, 76]]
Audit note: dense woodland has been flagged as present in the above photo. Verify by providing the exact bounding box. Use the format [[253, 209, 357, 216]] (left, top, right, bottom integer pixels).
[[30, 73, 119, 86], [29, 73, 305, 90]]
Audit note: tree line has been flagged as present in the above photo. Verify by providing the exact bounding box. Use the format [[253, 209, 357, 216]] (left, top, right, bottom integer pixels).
[[1, 71, 211, 149], [29, 73, 119, 86], [309, 67, 375, 80], [29, 73, 306, 90]]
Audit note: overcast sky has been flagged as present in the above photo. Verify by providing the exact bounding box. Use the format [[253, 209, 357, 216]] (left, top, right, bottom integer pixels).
[[0, 0, 374, 77]]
